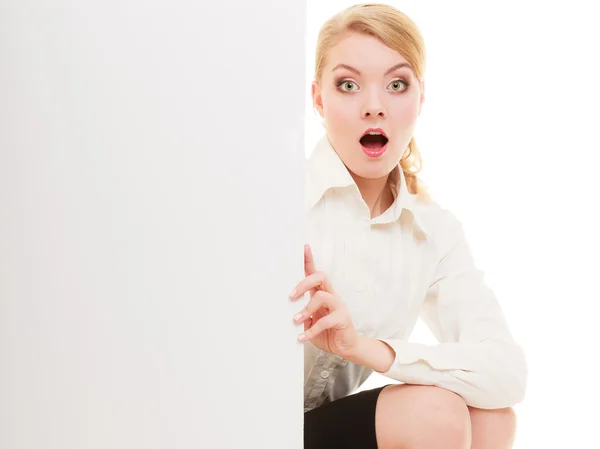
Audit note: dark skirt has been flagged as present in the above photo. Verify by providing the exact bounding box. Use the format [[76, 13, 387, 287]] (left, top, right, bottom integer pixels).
[[304, 385, 390, 449]]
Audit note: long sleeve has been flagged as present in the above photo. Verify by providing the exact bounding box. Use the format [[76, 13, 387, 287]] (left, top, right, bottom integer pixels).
[[379, 211, 528, 409]]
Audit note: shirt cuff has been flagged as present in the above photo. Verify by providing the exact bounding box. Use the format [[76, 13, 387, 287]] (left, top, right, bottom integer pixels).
[[379, 339, 481, 373]]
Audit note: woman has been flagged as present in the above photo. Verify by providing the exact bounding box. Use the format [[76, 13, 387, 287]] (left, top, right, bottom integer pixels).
[[290, 4, 527, 449]]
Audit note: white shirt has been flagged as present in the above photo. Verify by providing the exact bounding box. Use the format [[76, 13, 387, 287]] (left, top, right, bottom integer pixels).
[[303, 135, 527, 411]]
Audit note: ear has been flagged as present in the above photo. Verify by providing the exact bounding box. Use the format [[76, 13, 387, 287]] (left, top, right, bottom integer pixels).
[[311, 80, 324, 119]]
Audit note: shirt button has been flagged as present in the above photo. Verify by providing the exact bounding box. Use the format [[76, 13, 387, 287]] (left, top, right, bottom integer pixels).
[[320, 371, 330, 379]]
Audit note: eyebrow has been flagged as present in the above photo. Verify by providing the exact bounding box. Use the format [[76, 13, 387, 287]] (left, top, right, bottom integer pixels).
[[331, 62, 412, 76]]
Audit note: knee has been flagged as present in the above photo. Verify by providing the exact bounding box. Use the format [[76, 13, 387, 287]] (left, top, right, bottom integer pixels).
[[377, 385, 471, 449], [433, 405, 471, 449], [409, 386, 471, 449]]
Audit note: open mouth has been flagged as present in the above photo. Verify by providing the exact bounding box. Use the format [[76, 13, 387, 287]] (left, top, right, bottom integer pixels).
[[360, 133, 389, 150]]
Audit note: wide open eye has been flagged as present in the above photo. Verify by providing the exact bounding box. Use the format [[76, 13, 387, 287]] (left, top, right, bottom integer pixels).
[[388, 79, 408, 92], [337, 80, 359, 92]]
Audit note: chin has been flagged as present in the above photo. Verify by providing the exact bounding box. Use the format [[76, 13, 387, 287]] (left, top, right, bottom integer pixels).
[[348, 162, 391, 180]]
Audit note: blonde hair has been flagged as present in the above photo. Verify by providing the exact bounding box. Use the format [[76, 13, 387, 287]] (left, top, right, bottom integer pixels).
[[314, 3, 431, 201]]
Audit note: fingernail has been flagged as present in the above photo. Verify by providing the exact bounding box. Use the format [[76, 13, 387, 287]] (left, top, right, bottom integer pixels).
[[298, 333, 307, 341], [289, 288, 297, 298], [294, 312, 303, 321]]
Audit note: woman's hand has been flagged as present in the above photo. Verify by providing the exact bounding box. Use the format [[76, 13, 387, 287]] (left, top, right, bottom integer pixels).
[[289, 244, 359, 359]]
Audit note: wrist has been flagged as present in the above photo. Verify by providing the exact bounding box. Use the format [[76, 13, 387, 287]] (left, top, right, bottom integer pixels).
[[345, 336, 396, 373], [344, 335, 368, 361]]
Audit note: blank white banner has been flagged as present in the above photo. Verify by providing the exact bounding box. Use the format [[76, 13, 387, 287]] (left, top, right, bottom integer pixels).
[[0, 2, 305, 448]]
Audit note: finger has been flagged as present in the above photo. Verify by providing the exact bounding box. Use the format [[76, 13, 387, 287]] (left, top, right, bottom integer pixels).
[[304, 315, 313, 332], [293, 290, 331, 323], [290, 271, 334, 300], [299, 311, 344, 342], [304, 244, 317, 276]]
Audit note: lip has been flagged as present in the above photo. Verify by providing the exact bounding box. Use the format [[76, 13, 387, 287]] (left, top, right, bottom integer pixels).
[[361, 141, 388, 158], [360, 127, 388, 139]]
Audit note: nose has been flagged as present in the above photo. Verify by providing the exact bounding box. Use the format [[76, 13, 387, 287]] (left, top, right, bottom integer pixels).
[[361, 91, 387, 119]]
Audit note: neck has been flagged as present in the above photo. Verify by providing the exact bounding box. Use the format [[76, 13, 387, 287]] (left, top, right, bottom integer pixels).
[[350, 172, 393, 218]]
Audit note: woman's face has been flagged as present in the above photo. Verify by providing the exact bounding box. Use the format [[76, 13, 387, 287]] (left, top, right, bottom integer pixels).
[[312, 32, 424, 180]]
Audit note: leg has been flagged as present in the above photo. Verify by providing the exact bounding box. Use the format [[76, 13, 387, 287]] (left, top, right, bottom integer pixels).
[[304, 386, 387, 449], [304, 384, 516, 448], [375, 384, 472, 449], [468, 406, 516, 449]]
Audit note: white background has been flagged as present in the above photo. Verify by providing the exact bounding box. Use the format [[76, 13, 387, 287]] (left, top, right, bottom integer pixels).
[[306, 1, 600, 448]]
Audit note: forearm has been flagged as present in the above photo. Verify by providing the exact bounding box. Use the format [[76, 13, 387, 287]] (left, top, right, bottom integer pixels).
[[364, 337, 527, 409], [345, 336, 396, 373]]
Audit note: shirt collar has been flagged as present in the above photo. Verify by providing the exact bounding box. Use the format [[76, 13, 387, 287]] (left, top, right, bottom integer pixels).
[[305, 134, 431, 238]]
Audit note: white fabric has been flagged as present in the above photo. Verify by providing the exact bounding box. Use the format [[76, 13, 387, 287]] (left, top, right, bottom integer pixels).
[[303, 135, 527, 411]]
